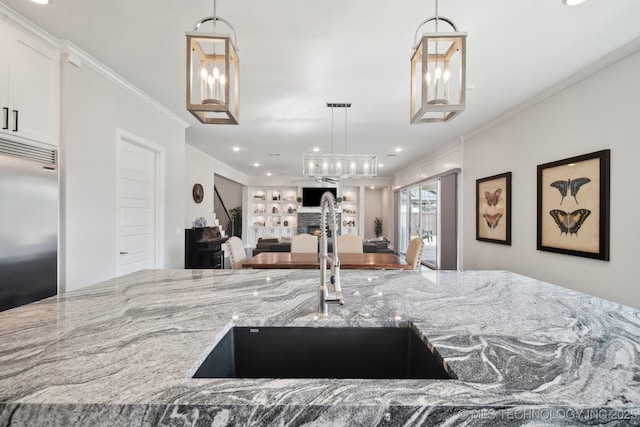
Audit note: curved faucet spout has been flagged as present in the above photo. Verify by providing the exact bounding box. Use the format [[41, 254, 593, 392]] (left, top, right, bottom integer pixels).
[[317, 191, 343, 316]]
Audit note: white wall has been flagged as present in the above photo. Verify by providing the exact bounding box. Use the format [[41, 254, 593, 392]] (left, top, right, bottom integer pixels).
[[185, 145, 216, 227], [60, 47, 187, 292], [364, 188, 383, 239], [462, 48, 640, 308]]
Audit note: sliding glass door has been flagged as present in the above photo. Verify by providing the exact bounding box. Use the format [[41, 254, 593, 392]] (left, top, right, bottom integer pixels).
[[398, 179, 439, 269], [396, 170, 458, 270]]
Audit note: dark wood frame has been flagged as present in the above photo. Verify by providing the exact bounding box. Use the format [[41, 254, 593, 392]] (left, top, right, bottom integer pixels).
[[192, 183, 204, 203], [476, 172, 512, 245], [536, 149, 610, 260]]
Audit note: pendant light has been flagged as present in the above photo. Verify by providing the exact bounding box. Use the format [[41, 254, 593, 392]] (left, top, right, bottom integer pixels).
[[302, 103, 377, 180], [186, 0, 239, 124], [410, 0, 466, 124]]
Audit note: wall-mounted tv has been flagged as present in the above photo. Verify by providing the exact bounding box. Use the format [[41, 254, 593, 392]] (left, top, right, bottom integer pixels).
[[302, 187, 337, 207]]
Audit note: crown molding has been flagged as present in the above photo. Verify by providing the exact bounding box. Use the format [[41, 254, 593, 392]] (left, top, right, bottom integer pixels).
[[59, 41, 190, 129], [463, 36, 640, 141], [0, 2, 58, 47]]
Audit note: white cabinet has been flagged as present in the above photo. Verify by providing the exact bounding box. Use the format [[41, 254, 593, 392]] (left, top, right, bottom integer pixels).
[[248, 187, 298, 246], [0, 21, 59, 146]]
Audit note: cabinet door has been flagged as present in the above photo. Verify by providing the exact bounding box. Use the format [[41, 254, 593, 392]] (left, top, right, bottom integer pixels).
[[7, 27, 59, 145], [0, 25, 10, 133]]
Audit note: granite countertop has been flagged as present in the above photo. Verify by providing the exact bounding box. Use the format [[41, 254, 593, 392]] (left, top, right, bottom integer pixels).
[[1, 269, 640, 426]]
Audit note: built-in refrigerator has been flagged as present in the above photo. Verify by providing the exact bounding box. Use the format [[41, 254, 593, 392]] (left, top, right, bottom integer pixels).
[[0, 140, 58, 312]]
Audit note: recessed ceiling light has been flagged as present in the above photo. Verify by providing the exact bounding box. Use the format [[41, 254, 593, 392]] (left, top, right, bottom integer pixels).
[[562, 0, 586, 5], [312, 147, 320, 152], [30, 0, 50, 4], [378, 163, 384, 168], [395, 148, 402, 153], [253, 163, 260, 167], [266, 172, 272, 176], [232, 146, 240, 152]]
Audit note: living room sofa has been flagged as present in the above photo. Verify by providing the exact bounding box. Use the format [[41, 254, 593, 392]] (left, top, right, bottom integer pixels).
[[252, 237, 394, 256]]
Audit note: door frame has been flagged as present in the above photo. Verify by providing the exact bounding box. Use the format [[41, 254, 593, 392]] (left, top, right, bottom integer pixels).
[[114, 128, 166, 276]]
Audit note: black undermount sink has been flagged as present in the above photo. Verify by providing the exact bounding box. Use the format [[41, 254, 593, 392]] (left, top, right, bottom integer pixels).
[[192, 326, 454, 380]]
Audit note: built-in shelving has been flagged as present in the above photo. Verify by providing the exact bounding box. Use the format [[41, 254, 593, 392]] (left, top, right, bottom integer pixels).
[[248, 187, 298, 246]]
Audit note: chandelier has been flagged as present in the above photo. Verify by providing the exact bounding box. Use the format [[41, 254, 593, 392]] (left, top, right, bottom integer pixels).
[[186, 0, 239, 124], [302, 103, 377, 179], [410, 0, 466, 124]]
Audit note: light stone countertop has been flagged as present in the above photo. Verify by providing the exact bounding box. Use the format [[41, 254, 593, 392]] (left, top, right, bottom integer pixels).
[[1, 269, 639, 426]]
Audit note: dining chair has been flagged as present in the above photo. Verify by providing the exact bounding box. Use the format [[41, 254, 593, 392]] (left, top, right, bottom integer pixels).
[[335, 233, 363, 253], [291, 234, 318, 253], [226, 236, 247, 269], [405, 237, 425, 270]]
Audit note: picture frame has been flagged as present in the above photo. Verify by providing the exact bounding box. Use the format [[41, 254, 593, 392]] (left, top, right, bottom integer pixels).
[[476, 172, 511, 245], [536, 149, 610, 260]]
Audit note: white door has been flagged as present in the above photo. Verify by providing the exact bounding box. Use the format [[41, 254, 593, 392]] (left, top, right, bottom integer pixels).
[[117, 139, 158, 276]]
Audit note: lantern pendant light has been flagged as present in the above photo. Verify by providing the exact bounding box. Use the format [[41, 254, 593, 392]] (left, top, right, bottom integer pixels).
[[410, 0, 466, 124], [186, 0, 239, 124]]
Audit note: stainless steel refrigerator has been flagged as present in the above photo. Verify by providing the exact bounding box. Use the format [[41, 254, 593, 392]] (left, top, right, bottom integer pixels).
[[0, 140, 58, 312]]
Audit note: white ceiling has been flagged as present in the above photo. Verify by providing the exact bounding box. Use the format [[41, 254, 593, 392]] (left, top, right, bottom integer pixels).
[[3, 0, 640, 179]]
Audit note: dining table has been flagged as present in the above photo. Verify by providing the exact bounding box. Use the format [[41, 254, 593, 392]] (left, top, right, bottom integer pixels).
[[242, 252, 411, 270]]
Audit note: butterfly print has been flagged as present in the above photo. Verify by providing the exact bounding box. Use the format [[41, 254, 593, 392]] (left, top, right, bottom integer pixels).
[[483, 213, 503, 229], [484, 188, 502, 207], [549, 209, 591, 235], [550, 177, 591, 205]]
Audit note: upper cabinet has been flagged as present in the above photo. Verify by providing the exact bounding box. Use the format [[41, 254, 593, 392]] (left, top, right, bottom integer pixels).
[[0, 20, 59, 147]]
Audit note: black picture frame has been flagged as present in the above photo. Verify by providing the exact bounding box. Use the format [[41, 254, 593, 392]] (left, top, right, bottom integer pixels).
[[536, 149, 610, 260], [476, 172, 512, 245]]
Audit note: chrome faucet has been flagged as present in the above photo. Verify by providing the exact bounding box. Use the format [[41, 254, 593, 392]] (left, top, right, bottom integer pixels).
[[317, 191, 344, 316]]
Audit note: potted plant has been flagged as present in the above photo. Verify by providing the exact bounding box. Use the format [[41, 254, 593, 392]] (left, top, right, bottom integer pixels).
[[229, 206, 242, 238], [374, 217, 383, 238]]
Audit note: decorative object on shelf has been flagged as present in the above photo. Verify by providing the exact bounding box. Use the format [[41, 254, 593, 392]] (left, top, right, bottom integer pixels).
[[283, 220, 289, 226], [194, 216, 207, 227], [186, 0, 239, 124], [192, 183, 204, 203], [374, 217, 383, 238], [302, 103, 377, 180], [336, 197, 343, 203], [537, 150, 610, 260], [410, 0, 466, 124], [272, 206, 278, 214], [476, 172, 511, 245], [296, 197, 302, 203]]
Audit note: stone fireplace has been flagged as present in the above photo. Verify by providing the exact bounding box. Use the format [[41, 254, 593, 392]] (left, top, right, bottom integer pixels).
[[298, 212, 341, 236]]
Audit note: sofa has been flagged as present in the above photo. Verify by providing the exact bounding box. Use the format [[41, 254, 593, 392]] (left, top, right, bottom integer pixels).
[[252, 237, 393, 256]]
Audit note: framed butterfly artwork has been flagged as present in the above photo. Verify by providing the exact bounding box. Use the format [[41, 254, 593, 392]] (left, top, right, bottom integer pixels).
[[537, 149, 610, 260], [476, 172, 512, 245]]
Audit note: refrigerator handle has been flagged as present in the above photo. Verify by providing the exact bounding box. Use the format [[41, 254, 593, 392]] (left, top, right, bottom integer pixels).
[[2, 107, 7, 130]]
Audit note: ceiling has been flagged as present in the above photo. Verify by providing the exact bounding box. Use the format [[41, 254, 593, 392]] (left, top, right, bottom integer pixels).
[[3, 0, 640, 180]]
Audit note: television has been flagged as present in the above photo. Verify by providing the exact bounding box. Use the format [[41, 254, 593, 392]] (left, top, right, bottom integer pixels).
[[302, 187, 337, 207]]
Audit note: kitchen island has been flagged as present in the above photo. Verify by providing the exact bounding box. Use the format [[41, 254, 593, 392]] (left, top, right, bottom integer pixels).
[[1, 269, 639, 426]]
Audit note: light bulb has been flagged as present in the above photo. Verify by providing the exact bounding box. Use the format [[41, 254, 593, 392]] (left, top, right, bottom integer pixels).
[[220, 74, 226, 86], [425, 71, 432, 85], [443, 68, 451, 82], [435, 67, 442, 80], [213, 67, 220, 79], [207, 75, 214, 86], [200, 68, 208, 79]]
